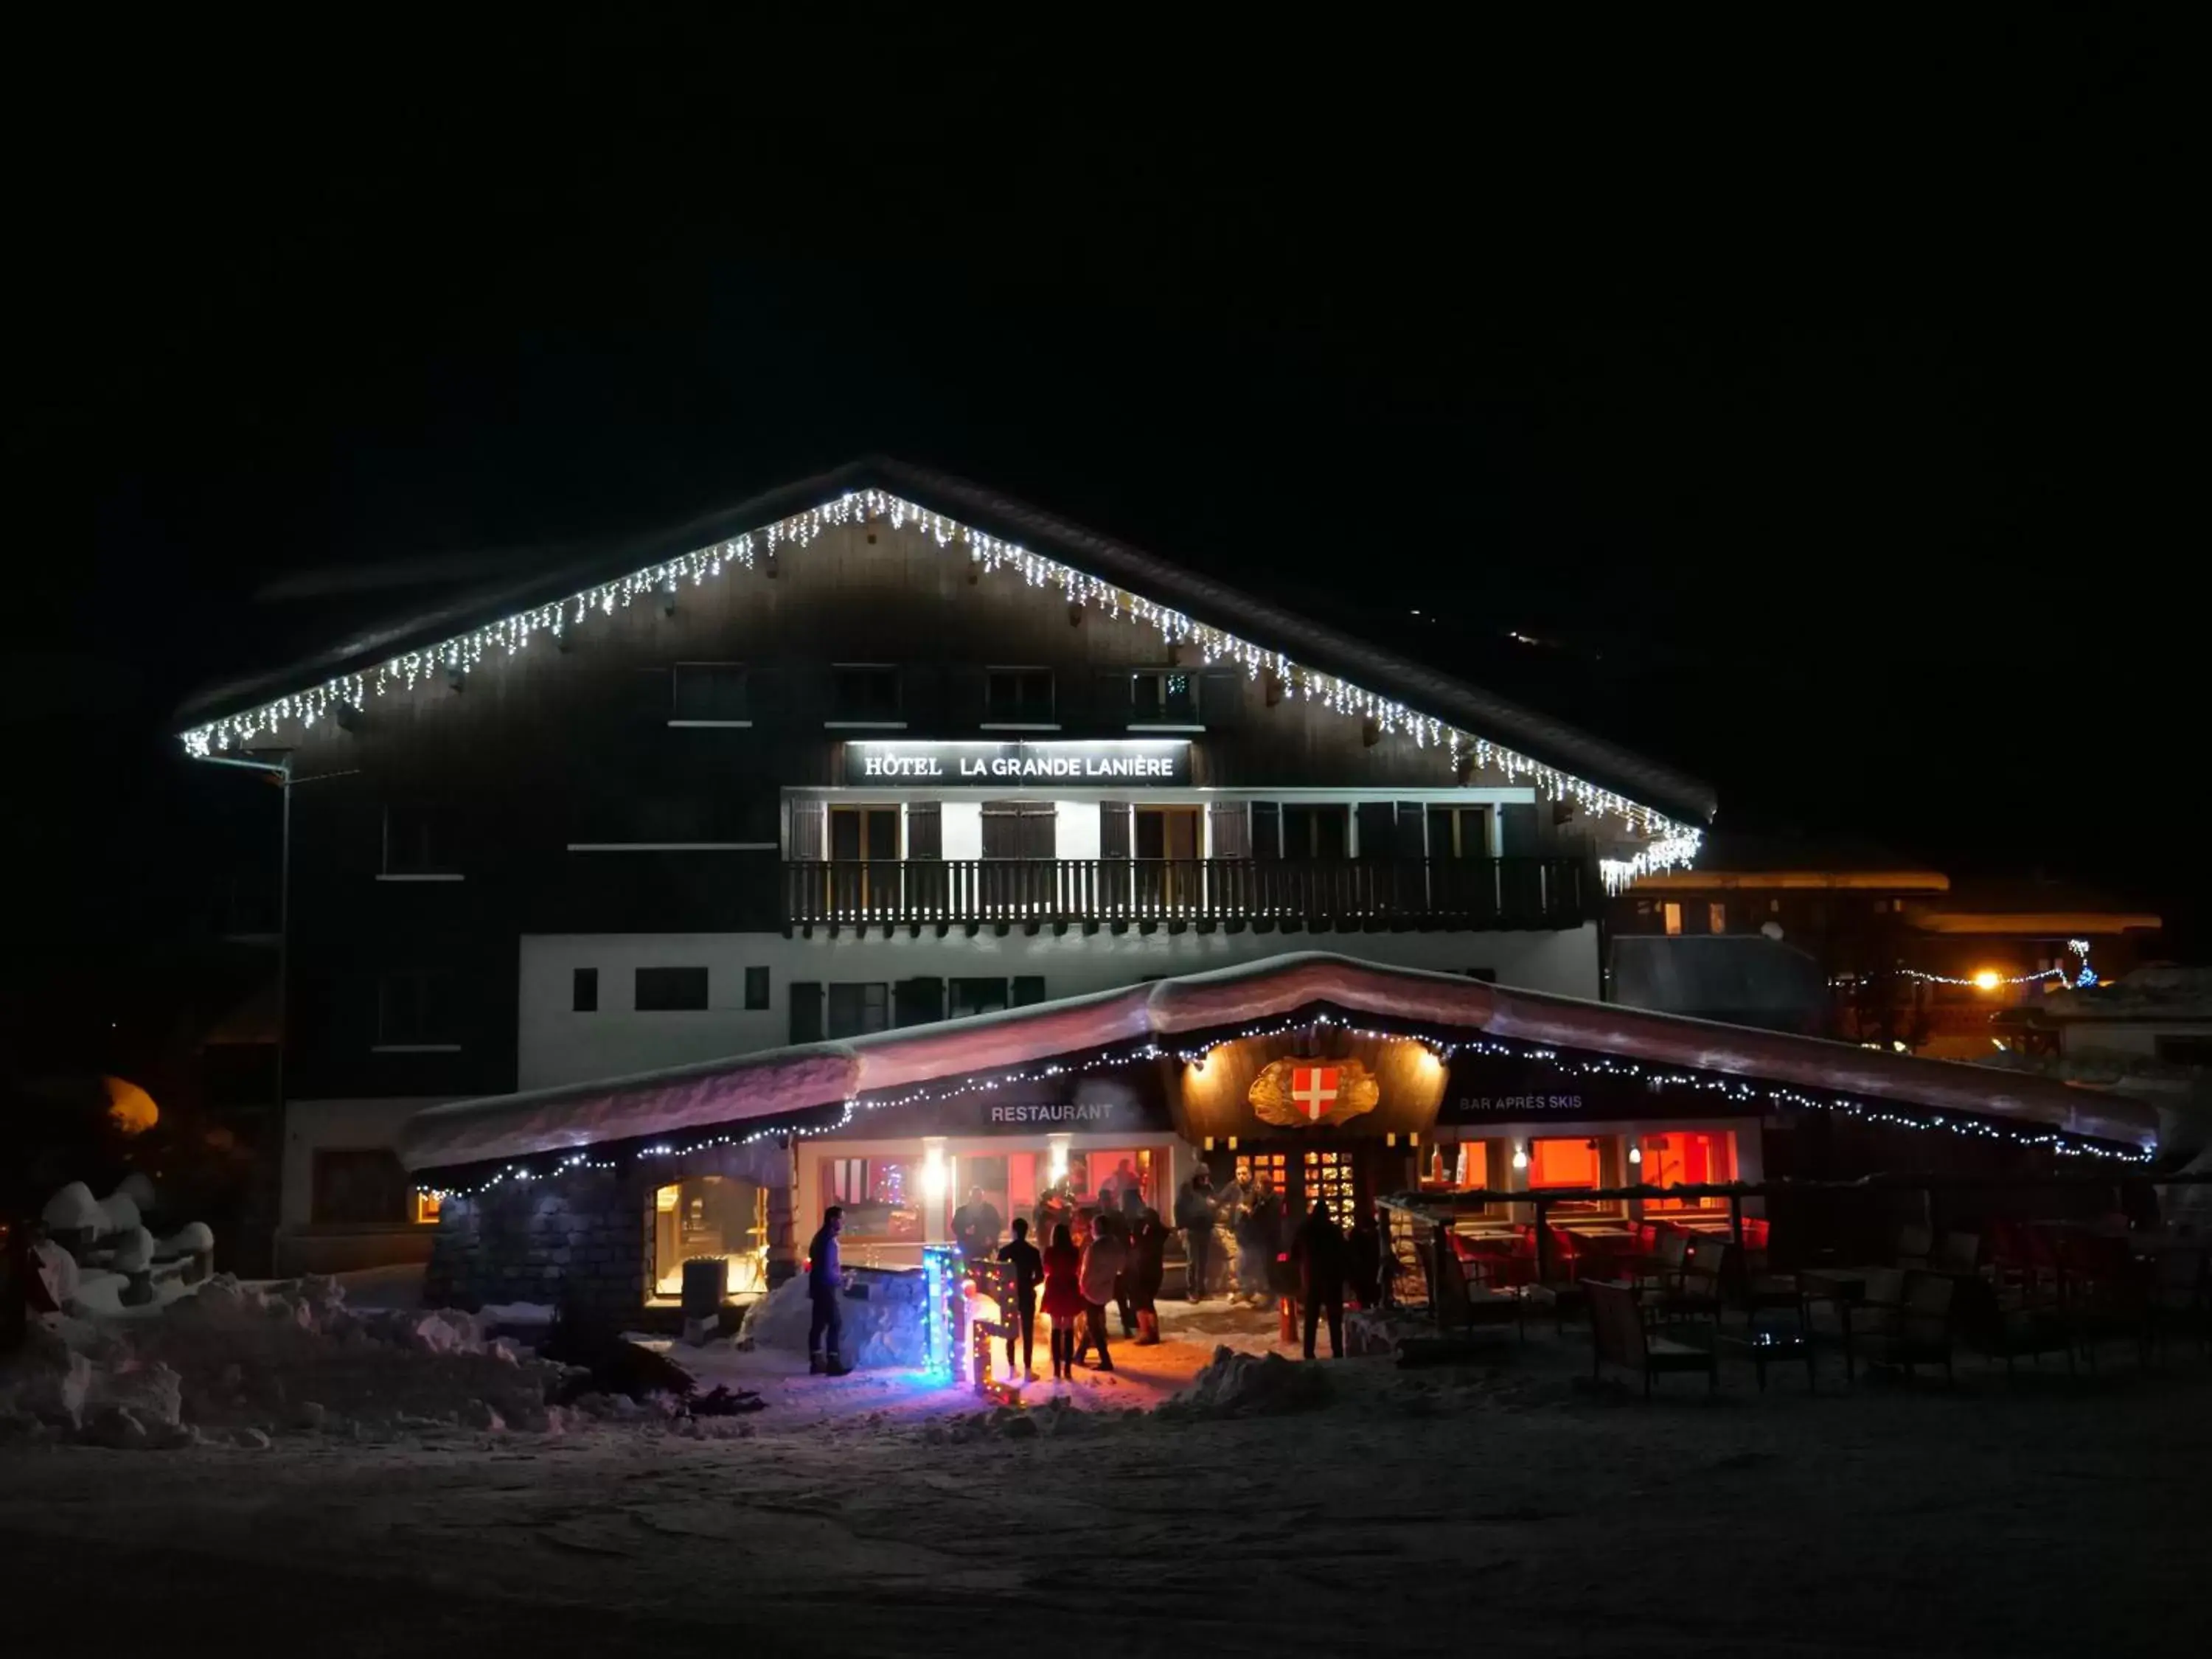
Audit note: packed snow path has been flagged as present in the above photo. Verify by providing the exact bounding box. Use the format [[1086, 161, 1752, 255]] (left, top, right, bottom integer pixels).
[[4, 1334, 2208, 1656]]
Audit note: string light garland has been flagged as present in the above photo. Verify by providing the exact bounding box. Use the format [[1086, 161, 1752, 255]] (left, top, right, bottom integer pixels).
[[178, 486, 1700, 874], [1836, 939, 2102, 993], [416, 1003, 2146, 1203], [924, 1246, 1019, 1402]]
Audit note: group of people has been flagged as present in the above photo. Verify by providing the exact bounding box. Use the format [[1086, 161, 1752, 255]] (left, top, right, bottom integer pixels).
[[1176, 1166, 1386, 1359], [804, 1164, 1390, 1380], [984, 1184, 1169, 1380]]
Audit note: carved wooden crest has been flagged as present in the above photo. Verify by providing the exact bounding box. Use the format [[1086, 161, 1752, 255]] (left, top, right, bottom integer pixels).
[[1249, 1057, 1379, 1130]]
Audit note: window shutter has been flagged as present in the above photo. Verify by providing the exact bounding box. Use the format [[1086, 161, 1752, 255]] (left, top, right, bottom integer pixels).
[[905, 801, 942, 860], [1356, 801, 1396, 860], [1499, 803, 1539, 855], [790, 800, 825, 860], [1196, 669, 1242, 727], [981, 802, 1020, 860], [1395, 801, 1427, 858], [894, 977, 945, 1028], [1021, 802, 1057, 860], [1207, 801, 1251, 859], [789, 981, 825, 1043], [1099, 801, 1130, 859], [1250, 800, 1281, 859]]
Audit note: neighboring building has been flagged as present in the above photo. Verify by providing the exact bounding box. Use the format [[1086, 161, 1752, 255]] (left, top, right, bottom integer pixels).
[[1611, 842, 2162, 1058], [179, 460, 1715, 1275]]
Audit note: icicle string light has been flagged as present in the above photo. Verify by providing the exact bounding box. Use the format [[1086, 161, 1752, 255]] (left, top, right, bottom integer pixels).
[[180, 487, 1700, 870], [415, 1013, 2146, 1200]]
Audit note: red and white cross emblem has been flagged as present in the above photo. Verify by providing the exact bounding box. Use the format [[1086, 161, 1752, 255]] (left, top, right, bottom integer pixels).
[[1290, 1065, 1340, 1123]]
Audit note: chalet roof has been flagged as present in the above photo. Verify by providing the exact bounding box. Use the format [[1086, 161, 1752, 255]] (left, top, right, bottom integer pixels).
[[176, 457, 1717, 831], [397, 951, 2160, 1176]]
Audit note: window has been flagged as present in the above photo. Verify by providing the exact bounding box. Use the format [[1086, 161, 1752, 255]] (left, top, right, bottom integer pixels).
[[311, 1149, 411, 1225], [1529, 1138, 1601, 1189], [1708, 902, 1727, 935], [790, 981, 824, 1043], [572, 967, 599, 1012], [948, 977, 1009, 1018], [743, 966, 771, 1010], [636, 966, 709, 1012], [831, 664, 901, 723], [1280, 803, 1350, 860], [1640, 1130, 1737, 1214], [412, 1192, 442, 1225], [985, 667, 1055, 724], [1128, 669, 1196, 723], [1663, 902, 1683, 937], [827, 981, 890, 1037], [378, 970, 457, 1046], [818, 1156, 921, 1242], [1426, 805, 1490, 860], [383, 806, 457, 874], [1012, 975, 1048, 1006], [672, 663, 749, 722], [653, 1175, 768, 1298], [981, 801, 1056, 859]]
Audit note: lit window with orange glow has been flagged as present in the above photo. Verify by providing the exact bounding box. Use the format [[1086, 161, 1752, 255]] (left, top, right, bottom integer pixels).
[[412, 1191, 442, 1225]]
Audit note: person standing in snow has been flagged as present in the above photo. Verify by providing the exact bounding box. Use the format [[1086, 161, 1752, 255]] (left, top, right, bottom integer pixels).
[[952, 1186, 1004, 1260], [1129, 1206, 1168, 1344], [1040, 1221, 1085, 1380], [1076, 1210, 1130, 1372], [1175, 1167, 1217, 1302], [1292, 1197, 1351, 1360], [1237, 1178, 1282, 1307], [807, 1206, 850, 1376], [1034, 1177, 1076, 1250], [996, 1217, 1045, 1380]]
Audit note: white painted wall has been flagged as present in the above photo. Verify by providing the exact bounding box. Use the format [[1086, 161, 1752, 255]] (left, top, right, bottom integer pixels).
[[1053, 799, 1100, 860], [941, 801, 982, 859], [281, 1097, 458, 1229], [517, 925, 1601, 1091]]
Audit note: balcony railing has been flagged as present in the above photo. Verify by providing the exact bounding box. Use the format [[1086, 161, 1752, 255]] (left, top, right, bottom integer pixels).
[[782, 857, 1589, 931]]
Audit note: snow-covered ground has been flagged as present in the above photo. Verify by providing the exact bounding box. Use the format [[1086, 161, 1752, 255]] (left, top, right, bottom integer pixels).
[[4, 1269, 2209, 1655]]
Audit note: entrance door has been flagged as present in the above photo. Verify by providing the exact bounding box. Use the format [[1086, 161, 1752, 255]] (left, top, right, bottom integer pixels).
[[829, 805, 900, 916], [1134, 804, 1201, 913]]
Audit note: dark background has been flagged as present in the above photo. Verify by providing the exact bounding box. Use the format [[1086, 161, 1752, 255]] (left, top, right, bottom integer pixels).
[[11, 15, 2193, 1089]]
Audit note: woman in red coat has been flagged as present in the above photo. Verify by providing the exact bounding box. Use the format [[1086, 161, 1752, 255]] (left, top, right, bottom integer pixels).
[[1039, 1222, 1085, 1381]]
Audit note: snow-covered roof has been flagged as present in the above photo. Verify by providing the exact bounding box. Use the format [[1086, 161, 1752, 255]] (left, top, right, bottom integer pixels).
[[398, 953, 2158, 1172]]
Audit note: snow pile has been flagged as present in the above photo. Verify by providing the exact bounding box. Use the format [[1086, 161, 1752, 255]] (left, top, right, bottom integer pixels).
[[41, 1182, 102, 1234], [0, 1273, 566, 1447], [925, 1396, 1131, 1444], [1158, 1345, 1332, 1420], [739, 1272, 928, 1370]]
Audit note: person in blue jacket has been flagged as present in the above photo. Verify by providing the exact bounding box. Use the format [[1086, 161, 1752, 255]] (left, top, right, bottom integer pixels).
[[807, 1206, 851, 1376]]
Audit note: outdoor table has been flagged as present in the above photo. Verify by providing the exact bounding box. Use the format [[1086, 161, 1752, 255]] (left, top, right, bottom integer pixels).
[[1798, 1267, 1869, 1383], [1464, 1286, 1529, 1341], [1514, 1281, 1586, 1335]]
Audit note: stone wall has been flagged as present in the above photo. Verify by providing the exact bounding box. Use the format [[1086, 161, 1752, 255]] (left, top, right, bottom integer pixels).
[[422, 1169, 651, 1321]]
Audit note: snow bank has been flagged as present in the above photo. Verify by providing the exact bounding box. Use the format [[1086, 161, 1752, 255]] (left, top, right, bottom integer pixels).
[[98, 1192, 143, 1239], [42, 1182, 102, 1234], [1157, 1345, 1332, 1419], [0, 1273, 566, 1449], [739, 1272, 928, 1370]]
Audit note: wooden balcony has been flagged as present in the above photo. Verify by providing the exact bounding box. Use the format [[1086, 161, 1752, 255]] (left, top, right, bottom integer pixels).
[[782, 857, 1590, 935]]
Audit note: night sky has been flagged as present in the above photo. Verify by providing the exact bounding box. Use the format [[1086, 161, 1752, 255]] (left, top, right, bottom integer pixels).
[[16, 16, 2194, 1082]]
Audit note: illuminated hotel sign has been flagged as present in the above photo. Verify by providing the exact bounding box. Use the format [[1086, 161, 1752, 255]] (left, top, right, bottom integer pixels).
[[843, 739, 1191, 787]]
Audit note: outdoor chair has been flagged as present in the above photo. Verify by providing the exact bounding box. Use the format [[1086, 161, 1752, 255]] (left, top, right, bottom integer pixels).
[[2146, 1248, 2211, 1361], [2056, 1232, 2149, 1368], [1649, 1236, 1733, 1329], [1584, 1278, 1716, 1397], [1933, 1231, 1982, 1275], [1855, 1268, 1957, 1383], [1627, 1228, 1691, 1293], [1893, 1222, 1933, 1270], [1953, 1273, 2075, 1377]]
